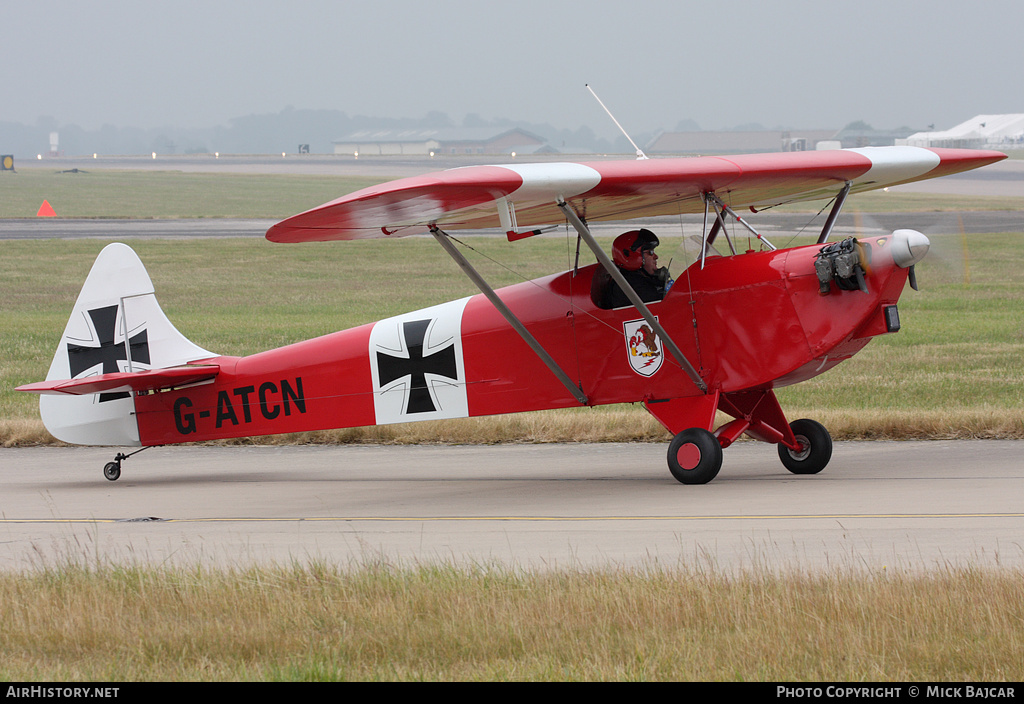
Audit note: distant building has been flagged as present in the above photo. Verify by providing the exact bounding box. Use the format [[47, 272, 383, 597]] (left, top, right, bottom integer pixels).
[[333, 127, 547, 156], [900, 114, 1024, 149], [645, 130, 837, 155], [833, 125, 915, 148]]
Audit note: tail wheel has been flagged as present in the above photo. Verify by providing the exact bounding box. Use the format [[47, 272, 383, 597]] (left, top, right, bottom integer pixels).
[[668, 428, 723, 485], [103, 461, 121, 481], [778, 419, 832, 475]]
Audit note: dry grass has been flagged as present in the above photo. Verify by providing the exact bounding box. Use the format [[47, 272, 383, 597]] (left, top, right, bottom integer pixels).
[[0, 419, 55, 447], [795, 408, 1024, 440], [1, 562, 1021, 681]]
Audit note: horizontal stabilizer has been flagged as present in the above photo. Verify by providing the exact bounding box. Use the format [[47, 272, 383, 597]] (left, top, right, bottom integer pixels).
[[17, 364, 219, 396]]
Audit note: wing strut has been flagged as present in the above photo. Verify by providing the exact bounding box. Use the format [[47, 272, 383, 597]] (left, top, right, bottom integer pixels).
[[556, 201, 708, 395], [429, 226, 588, 406], [817, 181, 852, 244], [705, 193, 776, 251], [700, 195, 734, 270]]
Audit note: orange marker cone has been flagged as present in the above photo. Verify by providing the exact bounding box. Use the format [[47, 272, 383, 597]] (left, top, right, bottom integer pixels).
[[37, 200, 56, 217]]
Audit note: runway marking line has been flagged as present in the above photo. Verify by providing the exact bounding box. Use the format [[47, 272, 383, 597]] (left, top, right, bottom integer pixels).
[[3, 513, 1023, 524]]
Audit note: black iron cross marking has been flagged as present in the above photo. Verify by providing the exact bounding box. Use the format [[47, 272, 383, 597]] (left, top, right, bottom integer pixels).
[[376, 319, 457, 414], [66, 305, 150, 402]]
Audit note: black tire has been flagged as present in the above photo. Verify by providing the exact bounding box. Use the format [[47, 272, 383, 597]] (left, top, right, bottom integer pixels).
[[103, 462, 121, 481], [778, 419, 832, 475], [667, 428, 723, 485]]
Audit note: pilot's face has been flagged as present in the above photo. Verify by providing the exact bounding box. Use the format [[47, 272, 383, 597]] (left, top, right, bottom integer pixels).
[[641, 248, 658, 275]]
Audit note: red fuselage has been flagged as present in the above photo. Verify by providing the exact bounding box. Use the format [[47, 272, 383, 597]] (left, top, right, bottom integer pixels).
[[134, 235, 909, 446]]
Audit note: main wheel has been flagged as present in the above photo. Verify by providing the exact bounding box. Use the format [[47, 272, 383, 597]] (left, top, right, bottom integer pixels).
[[778, 419, 832, 475], [103, 462, 121, 481], [667, 428, 723, 485]]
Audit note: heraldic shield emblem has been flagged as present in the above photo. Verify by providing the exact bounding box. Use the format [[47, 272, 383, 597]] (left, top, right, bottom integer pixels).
[[623, 318, 664, 377]]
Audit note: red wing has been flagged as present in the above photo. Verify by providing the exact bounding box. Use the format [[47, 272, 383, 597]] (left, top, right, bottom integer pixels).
[[266, 147, 1006, 243]]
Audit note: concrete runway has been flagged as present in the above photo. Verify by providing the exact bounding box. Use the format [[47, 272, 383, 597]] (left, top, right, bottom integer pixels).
[[2, 441, 1022, 573]]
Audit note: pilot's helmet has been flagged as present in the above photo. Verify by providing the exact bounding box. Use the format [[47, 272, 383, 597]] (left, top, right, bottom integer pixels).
[[612, 229, 659, 271]]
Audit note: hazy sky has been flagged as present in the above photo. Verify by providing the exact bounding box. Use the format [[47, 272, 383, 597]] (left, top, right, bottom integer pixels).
[[7, 0, 1024, 136]]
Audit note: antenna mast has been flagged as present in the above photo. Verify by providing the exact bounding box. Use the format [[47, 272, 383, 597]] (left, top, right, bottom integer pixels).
[[586, 84, 648, 160]]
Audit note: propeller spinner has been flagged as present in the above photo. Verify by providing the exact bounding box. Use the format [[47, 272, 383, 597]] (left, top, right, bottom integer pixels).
[[891, 229, 930, 291]]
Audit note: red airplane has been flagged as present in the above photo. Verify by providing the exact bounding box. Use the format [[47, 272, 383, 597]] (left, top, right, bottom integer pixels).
[[18, 146, 1005, 483]]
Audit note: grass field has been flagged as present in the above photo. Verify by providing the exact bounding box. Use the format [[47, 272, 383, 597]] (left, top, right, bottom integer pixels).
[[2, 231, 1022, 445], [0, 169, 382, 219], [2, 562, 1021, 681]]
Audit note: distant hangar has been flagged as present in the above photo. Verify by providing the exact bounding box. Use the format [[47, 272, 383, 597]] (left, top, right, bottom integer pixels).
[[330, 115, 1023, 158], [900, 114, 1024, 149], [333, 127, 547, 156]]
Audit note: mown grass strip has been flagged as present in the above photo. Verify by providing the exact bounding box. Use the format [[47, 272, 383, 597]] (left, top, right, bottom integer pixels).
[[0, 169, 383, 219]]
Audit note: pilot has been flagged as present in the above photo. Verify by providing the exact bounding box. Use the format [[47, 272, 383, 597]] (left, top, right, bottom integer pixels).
[[602, 229, 673, 308]]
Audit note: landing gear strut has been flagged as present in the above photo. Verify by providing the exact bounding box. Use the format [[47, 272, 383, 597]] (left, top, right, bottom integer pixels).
[[101, 446, 155, 481], [661, 418, 835, 485], [652, 392, 833, 485]]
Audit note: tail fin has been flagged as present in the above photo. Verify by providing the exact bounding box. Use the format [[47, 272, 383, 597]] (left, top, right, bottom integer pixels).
[[36, 243, 214, 446]]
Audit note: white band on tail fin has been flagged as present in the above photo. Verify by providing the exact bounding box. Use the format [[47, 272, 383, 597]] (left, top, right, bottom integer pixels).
[[39, 243, 214, 446]]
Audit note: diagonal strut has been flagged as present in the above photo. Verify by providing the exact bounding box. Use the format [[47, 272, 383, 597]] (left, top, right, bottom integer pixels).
[[556, 200, 708, 394]]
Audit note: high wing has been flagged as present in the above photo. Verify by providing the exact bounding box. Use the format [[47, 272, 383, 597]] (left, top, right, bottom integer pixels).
[[266, 147, 1006, 243]]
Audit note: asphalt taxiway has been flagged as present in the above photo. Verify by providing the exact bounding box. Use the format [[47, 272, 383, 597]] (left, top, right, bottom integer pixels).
[[2, 441, 1022, 573]]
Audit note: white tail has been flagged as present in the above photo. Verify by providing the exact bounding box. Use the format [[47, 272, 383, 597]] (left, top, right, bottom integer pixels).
[[39, 243, 214, 446]]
